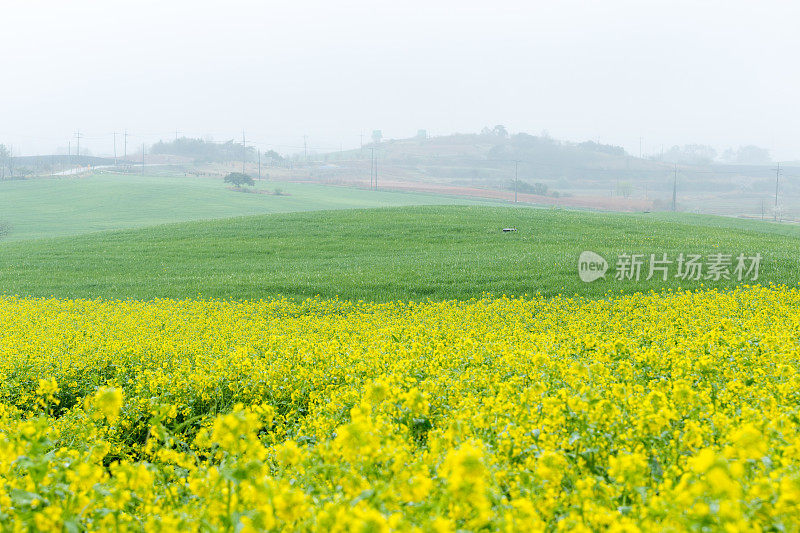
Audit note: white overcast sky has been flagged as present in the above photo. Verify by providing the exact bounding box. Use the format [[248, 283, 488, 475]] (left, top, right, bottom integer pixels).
[[2, 0, 799, 159]]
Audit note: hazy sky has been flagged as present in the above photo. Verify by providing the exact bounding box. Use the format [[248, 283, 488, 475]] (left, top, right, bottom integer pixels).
[[2, 0, 799, 160]]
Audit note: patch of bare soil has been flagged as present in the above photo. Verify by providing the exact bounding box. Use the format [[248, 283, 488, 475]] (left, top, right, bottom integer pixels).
[[285, 177, 651, 212]]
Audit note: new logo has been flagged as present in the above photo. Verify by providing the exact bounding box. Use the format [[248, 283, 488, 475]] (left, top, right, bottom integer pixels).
[[578, 251, 608, 282]]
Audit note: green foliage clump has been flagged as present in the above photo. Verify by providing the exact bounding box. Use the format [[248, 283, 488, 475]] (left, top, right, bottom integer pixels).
[[224, 172, 255, 188]]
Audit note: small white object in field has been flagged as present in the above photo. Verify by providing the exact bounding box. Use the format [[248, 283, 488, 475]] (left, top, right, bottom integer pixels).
[[502, 227, 517, 232]]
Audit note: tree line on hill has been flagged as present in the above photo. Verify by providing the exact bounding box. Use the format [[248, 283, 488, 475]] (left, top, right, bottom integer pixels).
[[485, 131, 627, 166], [654, 144, 771, 166], [475, 126, 771, 166], [149, 137, 285, 165]]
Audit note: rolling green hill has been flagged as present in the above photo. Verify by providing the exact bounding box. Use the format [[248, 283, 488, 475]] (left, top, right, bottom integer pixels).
[[1, 205, 797, 301], [0, 173, 498, 242]]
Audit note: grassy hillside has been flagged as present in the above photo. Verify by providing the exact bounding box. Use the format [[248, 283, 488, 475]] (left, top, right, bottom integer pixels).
[[0, 205, 797, 301], [0, 173, 498, 241]]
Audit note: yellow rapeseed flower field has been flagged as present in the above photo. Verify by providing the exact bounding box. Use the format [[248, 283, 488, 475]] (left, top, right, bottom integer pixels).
[[0, 287, 799, 531]]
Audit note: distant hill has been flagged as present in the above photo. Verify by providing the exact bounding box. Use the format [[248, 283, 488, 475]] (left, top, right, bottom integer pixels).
[[150, 137, 285, 165], [331, 131, 784, 183], [300, 130, 800, 218]]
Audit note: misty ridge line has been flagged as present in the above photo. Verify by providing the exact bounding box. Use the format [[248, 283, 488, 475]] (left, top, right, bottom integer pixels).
[[0, 127, 780, 166], [1, 125, 795, 223]]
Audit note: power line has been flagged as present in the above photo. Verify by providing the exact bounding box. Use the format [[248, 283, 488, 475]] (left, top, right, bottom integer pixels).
[[112, 132, 118, 166], [773, 162, 781, 221], [672, 164, 677, 212], [370, 147, 374, 189]]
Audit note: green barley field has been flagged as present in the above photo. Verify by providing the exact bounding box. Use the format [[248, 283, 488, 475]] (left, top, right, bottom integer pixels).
[[0, 172, 499, 242], [1, 177, 798, 300]]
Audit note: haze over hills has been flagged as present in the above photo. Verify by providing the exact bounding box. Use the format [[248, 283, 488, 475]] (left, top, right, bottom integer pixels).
[[279, 129, 798, 218], [2, 128, 797, 219]]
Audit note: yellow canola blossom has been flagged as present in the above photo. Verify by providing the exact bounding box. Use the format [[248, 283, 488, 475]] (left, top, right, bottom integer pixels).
[[0, 287, 798, 530]]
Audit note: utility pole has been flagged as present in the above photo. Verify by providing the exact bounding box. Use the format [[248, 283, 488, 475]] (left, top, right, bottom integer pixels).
[[513, 160, 519, 203], [141, 144, 145, 175], [74, 130, 82, 158], [68, 141, 71, 170], [303, 135, 308, 161], [112, 132, 118, 166], [360, 132, 363, 151], [258, 150, 261, 180], [123, 131, 128, 160], [773, 162, 781, 221], [672, 164, 677, 212], [175, 129, 179, 142], [242, 130, 246, 174], [761, 198, 765, 221]]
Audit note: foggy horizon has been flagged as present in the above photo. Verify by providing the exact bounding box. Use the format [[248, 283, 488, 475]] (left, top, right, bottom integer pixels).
[[3, 0, 800, 160]]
